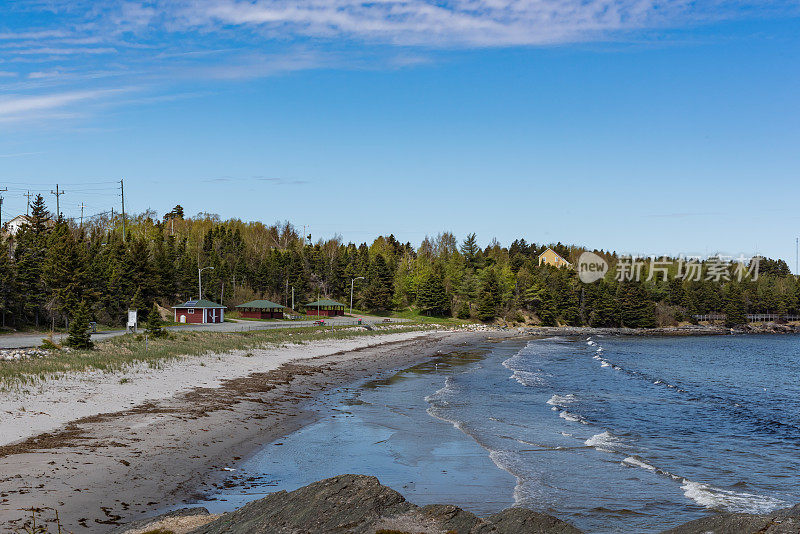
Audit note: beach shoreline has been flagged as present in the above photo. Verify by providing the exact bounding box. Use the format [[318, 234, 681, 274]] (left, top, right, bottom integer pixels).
[[0, 328, 520, 532]]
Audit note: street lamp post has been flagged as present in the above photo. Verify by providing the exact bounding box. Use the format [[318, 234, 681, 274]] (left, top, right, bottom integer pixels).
[[198, 266, 214, 300], [350, 277, 365, 316]]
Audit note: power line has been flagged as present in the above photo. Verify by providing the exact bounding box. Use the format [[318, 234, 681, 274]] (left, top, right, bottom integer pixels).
[[50, 184, 65, 219]]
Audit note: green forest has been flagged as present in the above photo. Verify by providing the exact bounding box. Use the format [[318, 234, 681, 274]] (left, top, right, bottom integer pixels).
[[1, 195, 798, 330]]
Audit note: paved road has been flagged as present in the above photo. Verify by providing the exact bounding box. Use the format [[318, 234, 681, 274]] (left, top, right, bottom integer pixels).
[[0, 316, 409, 349]]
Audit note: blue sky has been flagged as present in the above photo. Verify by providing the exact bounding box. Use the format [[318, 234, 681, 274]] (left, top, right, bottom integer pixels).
[[1, 1, 799, 268]]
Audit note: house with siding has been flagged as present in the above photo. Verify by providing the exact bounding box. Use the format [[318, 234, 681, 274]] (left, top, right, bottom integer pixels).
[[538, 247, 572, 269], [172, 299, 226, 324]]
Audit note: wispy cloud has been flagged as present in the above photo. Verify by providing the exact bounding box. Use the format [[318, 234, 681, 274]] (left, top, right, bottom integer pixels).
[[169, 0, 800, 47], [0, 88, 130, 121], [0, 0, 796, 123]]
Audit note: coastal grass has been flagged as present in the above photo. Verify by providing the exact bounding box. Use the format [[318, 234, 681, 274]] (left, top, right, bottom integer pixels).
[[0, 323, 441, 389]]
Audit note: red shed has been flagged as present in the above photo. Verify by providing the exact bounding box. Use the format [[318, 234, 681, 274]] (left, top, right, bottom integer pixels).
[[305, 299, 346, 317], [236, 299, 285, 319], [172, 299, 226, 324]]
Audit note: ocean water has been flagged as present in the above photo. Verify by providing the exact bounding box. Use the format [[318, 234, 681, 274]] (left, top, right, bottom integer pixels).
[[199, 335, 800, 532]]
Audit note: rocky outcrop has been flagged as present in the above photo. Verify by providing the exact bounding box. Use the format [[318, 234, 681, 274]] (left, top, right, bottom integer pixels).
[[188, 475, 582, 534], [114, 475, 800, 534], [659, 504, 800, 534]]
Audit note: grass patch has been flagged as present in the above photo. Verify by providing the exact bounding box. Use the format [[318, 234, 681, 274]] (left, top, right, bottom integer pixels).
[[0, 323, 442, 388]]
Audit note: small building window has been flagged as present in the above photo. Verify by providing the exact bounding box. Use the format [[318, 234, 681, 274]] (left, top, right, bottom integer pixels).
[[188, 308, 195, 314]]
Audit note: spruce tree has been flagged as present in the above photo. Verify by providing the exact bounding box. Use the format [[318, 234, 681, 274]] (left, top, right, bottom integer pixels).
[[0, 239, 14, 327], [460, 233, 479, 268], [477, 269, 500, 321], [724, 283, 747, 326], [417, 267, 450, 316], [146, 304, 166, 338], [618, 281, 656, 328], [364, 255, 393, 310], [43, 220, 86, 325], [455, 300, 471, 319], [65, 301, 93, 350]]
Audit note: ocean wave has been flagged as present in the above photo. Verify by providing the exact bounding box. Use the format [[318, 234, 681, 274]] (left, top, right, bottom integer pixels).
[[559, 411, 589, 425], [585, 431, 621, 452], [487, 449, 528, 505], [617, 454, 786, 514], [681, 479, 786, 514], [546, 393, 577, 407], [510, 369, 547, 387]]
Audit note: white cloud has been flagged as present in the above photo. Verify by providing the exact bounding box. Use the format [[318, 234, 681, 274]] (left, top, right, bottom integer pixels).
[[0, 88, 127, 120], [167, 0, 800, 47]]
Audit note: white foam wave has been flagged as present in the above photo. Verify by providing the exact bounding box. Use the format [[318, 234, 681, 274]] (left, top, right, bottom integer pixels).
[[559, 411, 589, 424], [601, 361, 611, 368], [585, 431, 620, 452], [510, 369, 546, 387], [622, 456, 656, 471], [593, 355, 602, 360], [681, 480, 786, 514], [587, 341, 596, 346], [546, 393, 576, 407]]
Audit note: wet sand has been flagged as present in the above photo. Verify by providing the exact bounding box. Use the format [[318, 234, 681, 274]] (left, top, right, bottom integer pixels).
[[0, 329, 518, 532]]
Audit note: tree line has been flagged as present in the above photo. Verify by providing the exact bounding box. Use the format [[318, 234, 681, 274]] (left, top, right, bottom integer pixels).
[[1, 195, 798, 330]]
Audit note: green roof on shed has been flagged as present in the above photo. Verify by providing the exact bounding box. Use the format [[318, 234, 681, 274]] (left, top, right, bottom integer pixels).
[[305, 299, 346, 308], [236, 299, 284, 310], [173, 299, 226, 309]]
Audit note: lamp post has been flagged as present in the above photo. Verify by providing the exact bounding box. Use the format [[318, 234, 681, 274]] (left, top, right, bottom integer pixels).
[[350, 277, 365, 316], [198, 266, 214, 300]]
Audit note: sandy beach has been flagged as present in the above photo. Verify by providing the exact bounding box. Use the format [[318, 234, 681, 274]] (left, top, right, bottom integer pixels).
[[0, 328, 512, 532]]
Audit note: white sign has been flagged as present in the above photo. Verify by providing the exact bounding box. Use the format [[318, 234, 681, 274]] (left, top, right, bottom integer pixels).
[[127, 309, 138, 328]]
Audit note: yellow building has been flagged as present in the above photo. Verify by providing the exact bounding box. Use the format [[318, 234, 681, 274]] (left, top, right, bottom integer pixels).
[[538, 247, 572, 268]]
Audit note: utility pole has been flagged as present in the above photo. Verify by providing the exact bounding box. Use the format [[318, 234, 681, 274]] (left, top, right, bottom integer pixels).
[[120, 179, 126, 241], [198, 266, 214, 300], [291, 286, 294, 310], [50, 184, 65, 219], [0, 187, 7, 228], [79, 203, 87, 228], [24, 191, 32, 216], [796, 237, 798, 276], [350, 276, 364, 316], [0, 195, 5, 228]]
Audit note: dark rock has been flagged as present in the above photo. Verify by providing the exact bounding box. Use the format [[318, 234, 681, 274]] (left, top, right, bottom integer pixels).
[[661, 504, 800, 534], [107, 507, 210, 534], [418, 504, 481, 533], [478, 508, 583, 534], [189, 474, 581, 534]]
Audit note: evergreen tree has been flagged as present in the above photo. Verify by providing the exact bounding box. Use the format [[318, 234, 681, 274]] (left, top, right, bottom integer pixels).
[[589, 282, 619, 327], [65, 301, 93, 350], [0, 239, 14, 327], [14, 194, 51, 325], [455, 300, 471, 319], [364, 255, 393, 310], [417, 267, 450, 316], [724, 283, 747, 326], [618, 281, 656, 328], [146, 304, 167, 338], [460, 233, 479, 268], [477, 269, 500, 321], [42, 220, 86, 325]]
